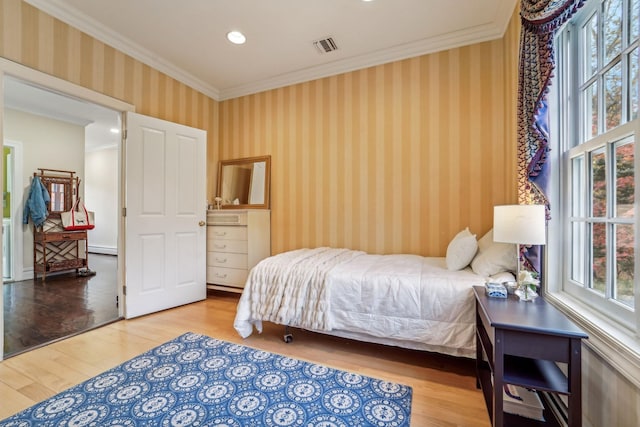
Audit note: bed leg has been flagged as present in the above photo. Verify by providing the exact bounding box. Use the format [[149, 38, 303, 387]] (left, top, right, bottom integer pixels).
[[283, 326, 293, 343]]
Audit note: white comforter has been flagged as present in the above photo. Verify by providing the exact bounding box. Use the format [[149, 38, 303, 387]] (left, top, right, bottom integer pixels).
[[234, 248, 493, 358]]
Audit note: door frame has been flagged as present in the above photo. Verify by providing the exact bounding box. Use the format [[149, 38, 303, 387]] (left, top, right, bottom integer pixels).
[[3, 139, 24, 282], [0, 58, 135, 361]]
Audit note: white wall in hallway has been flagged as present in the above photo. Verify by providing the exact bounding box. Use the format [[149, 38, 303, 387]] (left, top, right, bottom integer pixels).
[[4, 108, 85, 273], [85, 146, 118, 255]]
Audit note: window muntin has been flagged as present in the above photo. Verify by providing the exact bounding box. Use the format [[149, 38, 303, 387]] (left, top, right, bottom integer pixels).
[[571, 221, 587, 284], [572, 156, 586, 216], [591, 222, 607, 294], [604, 0, 623, 63], [578, 0, 638, 140], [615, 223, 635, 307], [559, 0, 638, 328], [582, 13, 599, 82], [570, 156, 587, 285], [568, 133, 636, 316], [631, 47, 639, 120], [590, 148, 607, 216], [632, 0, 640, 41], [583, 81, 599, 139], [615, 140, 635, 218], [604, 60, 623, 130], [614, 140, 635, 307]]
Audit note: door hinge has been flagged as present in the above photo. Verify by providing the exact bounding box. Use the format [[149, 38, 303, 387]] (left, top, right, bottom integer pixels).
[[116, 295, 119, 308], [122, 207, 126, 217], [123, 285, 126, 296], [123, 129, 127, 140]]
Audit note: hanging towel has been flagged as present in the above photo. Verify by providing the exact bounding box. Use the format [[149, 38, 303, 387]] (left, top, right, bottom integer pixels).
[[22, 176, 50, 227]]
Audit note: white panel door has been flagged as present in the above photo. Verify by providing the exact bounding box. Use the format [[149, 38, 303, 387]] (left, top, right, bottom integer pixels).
[[125, 112, 207, 318]]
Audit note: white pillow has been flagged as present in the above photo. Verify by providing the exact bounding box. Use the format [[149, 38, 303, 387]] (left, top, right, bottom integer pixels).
[[446, 227, 478, 271], [477, 228, 495, 252], [471, 229, 518, 277]]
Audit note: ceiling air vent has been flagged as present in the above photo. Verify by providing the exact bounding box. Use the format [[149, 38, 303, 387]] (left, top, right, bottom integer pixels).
[[313, 37, 338, 54]]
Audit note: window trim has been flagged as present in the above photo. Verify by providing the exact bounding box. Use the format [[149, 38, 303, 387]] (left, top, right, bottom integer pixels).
[[548, 79, 640, 392], [546, 0, 640, 387], [543, 292, 640, 388], [563, 121, 637, 329]]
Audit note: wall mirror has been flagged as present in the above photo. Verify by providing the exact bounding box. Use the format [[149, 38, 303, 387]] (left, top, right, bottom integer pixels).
[[216, 155, 271, 209], [37, 169, 77, 214]]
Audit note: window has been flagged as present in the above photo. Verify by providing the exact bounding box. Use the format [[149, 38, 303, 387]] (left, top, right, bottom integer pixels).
[[556, 0, 638, 330]]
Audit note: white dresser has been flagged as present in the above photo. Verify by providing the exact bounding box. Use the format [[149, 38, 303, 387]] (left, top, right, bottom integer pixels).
[[206, 209, 270, 292]]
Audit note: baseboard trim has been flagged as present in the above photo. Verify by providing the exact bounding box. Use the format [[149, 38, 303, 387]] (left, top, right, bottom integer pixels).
[[88, 245, 117, 255], [22, 267, 34, 281]]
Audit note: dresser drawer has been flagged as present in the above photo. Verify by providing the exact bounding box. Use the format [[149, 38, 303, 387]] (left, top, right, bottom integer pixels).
[[207, 239, 247, 254], [208, 252, 248, 269], [208, 225, 247, 241], [35, 230, 87, 242], [207, 266, 248, 287], [205, 209, 270, 292]]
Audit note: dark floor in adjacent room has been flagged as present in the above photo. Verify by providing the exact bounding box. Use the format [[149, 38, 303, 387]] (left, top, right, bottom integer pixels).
[[3, 254, 119, 358]]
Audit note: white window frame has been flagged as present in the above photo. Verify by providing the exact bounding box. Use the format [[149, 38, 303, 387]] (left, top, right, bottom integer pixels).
[[564, 124, 637, 326], [548, 0, 640, 387]]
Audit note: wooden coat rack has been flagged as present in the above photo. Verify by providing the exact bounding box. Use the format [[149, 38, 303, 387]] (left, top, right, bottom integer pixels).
[[32, 168, 88, 280]]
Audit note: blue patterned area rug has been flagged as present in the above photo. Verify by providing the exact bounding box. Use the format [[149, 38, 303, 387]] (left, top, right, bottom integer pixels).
[[1, 332, 412, 426]]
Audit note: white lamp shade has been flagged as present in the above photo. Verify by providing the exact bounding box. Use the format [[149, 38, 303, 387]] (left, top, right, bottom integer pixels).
[[493, 204, 546, 245]]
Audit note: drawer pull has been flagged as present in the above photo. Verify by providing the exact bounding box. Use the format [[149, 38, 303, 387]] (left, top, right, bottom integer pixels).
[[216, 258, 227, 263], [215, 231, 227, 237], [214, 244, 227, 249], [215, 273, 228, 278]]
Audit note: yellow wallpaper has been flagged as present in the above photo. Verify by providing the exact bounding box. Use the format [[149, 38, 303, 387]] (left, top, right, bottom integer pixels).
[[0, 0, 219, 196], [1, 0, 519, 257], [5, 4, 640, 424], [220, 10, 520, 256]]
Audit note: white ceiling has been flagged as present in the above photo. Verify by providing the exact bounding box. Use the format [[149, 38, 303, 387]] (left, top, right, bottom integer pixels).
[[25, 0, 518, 101]]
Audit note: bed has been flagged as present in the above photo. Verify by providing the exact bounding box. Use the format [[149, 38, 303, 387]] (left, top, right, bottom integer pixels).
[[234, 230, 516, 358]]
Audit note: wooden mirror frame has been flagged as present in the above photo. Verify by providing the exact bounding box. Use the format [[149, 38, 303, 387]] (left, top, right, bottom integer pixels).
[[36, 169, 77, 214], [43, 177, 73, 213], [216, 155, 271, 209]]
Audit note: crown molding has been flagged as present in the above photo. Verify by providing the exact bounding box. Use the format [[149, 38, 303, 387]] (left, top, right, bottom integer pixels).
[[25, 0, 516, 103], [218, 22, 506, 100], [24, 0, 221, 101], [220, 0, 517, 100]]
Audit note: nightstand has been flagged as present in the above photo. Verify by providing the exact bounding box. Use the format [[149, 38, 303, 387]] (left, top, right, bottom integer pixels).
[[473, 286, 588, 427]]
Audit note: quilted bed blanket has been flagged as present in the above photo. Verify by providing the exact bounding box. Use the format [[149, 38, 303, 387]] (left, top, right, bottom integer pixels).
[[234, 248, 363, 334], [234, 248, 494, 358]]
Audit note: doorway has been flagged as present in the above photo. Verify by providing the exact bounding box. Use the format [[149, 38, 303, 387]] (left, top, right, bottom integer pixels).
[[0, 59, 208, 361], [2, 140, 23, 282], [3, 253, 118, 357], [2, 76, 122, 357]]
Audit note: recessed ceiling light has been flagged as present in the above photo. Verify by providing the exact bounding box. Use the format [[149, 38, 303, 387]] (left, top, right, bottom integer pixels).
[[226, 31, 246, 45], [110, 128, 120, 134]]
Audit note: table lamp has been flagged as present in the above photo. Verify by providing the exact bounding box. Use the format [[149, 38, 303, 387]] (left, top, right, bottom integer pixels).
[[493, 204, 546, 294]]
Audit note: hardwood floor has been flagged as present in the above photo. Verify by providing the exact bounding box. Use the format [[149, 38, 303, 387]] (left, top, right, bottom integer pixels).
[[3, 254, 119, 358], [0, 291, 491, 426]]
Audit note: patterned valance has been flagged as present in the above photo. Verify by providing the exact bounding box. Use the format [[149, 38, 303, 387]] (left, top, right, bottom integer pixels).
[[521, 0, 586, 33], [517, 0, 585, 272]]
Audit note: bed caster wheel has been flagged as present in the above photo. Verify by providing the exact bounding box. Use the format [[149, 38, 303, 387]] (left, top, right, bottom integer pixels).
[[283, 334, 293, 343]]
